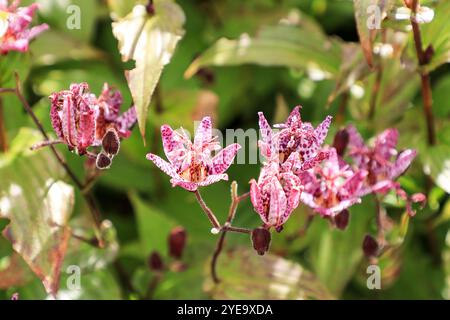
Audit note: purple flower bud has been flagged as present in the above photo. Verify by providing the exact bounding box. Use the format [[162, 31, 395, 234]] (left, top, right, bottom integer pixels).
[[148, 251, 164, 271], [362, 234, 379, 257], [96, 152, 112, 170], [168, 226, 187, 259], [423, 45, 434, 64], [11, 293, 19, 300], [332, 129, 349, 157], [102, 128, 120, 156], [251, 227, 271, 256], [334, 209, 349, 230], [146, 0, 155, 15]]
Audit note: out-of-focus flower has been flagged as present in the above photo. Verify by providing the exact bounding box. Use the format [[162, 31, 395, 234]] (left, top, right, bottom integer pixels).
[[346, 125, 426, 215], [299, 148, 367, 218], [250, 162, 302, 231], [146, 117, 241, 191], [0, 0, 48, 54], [258, 106, 331, 170], [49, 82, 136, 157], [168, 226, 187, 259]]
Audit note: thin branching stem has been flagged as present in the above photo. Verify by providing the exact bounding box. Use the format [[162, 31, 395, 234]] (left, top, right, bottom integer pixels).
[[210, 182, 250, 284], [194, 189, 221, 230]]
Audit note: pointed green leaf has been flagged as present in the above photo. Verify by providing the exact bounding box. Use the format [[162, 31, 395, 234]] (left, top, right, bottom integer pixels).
[[112, 1, 185, 140]]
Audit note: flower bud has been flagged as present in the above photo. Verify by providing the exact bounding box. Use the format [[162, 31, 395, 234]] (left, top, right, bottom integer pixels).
[[251, 227, 271, 256], [334, 209, 349, 230], [148, 251, 164, 271], [168, 226, 187, 259], [96, 152, 112, 170], [423, 45, 434, 64], [146, 0, 155, 15], [362, 234, 379, 257], [102, 128, 120, 156], [11, 293, 19, 300], [332, 129, 349, 157]]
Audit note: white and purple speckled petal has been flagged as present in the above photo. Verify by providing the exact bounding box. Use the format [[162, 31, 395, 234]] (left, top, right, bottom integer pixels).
[[209, 143, 241, 174]]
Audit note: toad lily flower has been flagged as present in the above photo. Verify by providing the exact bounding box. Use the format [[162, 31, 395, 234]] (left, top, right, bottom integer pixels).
[[346, 125, 425, 215], [250, 162, 302, 232], [49, 83, 136, 166], [146, 117, 241, 191], [299, 147, 367, 218], [258, 106, 331, 170], [0, 0, 48, 54]]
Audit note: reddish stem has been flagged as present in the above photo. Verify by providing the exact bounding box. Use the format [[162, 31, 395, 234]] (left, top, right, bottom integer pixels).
[[410, 0, 436, 146]]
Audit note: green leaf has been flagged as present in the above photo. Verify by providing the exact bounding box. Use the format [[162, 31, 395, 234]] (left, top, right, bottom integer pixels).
[[30, 30, 105, 66], [112, 1, 185, 140], [309, 200, 374, 296], [205, 248, 334, 300], [33, 0, 101, 42], [129, 192, 176, 257], [0, 128, 74, 295], [422, 144, 450, 193], [185, 14, 342, 80], [421, 0, 450, 72]]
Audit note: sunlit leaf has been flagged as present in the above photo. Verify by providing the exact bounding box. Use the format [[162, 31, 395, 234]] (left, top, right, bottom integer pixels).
[[112, 1, 185, 140], [206, 248, 334, 300], [0, 128, 74, 295]]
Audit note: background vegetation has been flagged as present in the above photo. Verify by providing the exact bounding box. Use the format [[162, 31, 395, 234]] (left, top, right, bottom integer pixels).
[[0, 0, 449, 299]]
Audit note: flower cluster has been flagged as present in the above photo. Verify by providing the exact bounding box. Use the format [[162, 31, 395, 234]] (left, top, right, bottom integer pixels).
[[345, 125, 426, 215], [50, 82, 136, 169], [146, 116, 241, 191], [148, 105, 425, 256], [250, 106, 332, 231], [0, 0, 48, 54]]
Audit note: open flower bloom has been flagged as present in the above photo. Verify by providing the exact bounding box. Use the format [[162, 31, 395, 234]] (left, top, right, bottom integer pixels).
[[299, 148, 367, 218], [146, 117, 241, 191], [250, 162, 302, 231], [258, 106, 331, 170], [346, 125, 425, 215], [50, 82, 136, 155], [0, 0, 48, 54]]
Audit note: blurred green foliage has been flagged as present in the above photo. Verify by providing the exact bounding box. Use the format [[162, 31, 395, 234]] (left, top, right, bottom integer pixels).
[[0, 0, 449, 300]]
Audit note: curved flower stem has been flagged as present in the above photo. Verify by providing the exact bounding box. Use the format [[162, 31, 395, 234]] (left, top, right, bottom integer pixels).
[[210, 182, 250, 284], [30, 139, 64, 151], [12, 73, 104, 247], [410, 0, 436, 146], [194, 189, 221, 230]]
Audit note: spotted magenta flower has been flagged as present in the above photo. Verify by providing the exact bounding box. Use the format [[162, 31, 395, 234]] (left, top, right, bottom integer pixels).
[[258, 106, 331, 170], [0, 0, 48, 54], [299, 148, 367, 218], [346, 125, 425, 215], [50, 82, 136, 159], [146, 117, 241, 191], [250, 162, 302, 231]]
